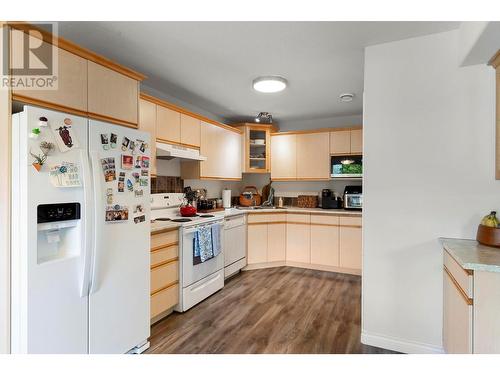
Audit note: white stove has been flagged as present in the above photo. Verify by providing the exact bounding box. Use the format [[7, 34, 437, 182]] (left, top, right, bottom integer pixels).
[[150, 193, 222, 226], [150, 193, 225, 312]]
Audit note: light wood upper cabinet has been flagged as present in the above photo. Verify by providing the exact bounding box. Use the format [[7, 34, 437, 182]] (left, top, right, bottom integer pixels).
[[350, 129, 363, 154], [296, 133, 330, 179], [11, 30, 88, 112], [180, 114, 200, 147], [87, 61, 139, 126], [139, 99, 157, 175], [182, 122, 242, 180], [339, 216, 362, 270], [330, 130, 351, 154], [156, 105, 181, 143], [271, 134, 297, 179]]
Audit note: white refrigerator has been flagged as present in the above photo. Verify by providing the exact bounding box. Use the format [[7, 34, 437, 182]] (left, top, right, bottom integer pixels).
[[11, 105, 151, 354]]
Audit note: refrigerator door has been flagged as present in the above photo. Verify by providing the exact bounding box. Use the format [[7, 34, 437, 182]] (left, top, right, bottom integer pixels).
[[11, 106, 89, 353], [87, 120, 150, 354]]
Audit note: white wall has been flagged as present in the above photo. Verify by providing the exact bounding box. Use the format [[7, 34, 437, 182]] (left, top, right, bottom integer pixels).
[[362, 30, 498, 353]]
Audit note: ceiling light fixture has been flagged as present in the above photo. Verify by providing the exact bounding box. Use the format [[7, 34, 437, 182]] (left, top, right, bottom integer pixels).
[[339, 93, 355, 103], [253, 76, 287, 93], [255, 112, 273, 124]]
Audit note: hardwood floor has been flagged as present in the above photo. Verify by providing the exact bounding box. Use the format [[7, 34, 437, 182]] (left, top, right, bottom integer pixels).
[[148, 267, 397, 354]]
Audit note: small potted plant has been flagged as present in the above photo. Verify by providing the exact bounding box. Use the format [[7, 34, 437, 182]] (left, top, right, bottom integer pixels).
[[39, 141, 55, 155], [30, 150, 47, 172]]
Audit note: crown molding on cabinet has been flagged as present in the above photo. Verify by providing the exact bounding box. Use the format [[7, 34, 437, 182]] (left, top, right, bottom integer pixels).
[[7, 22, 146, 81], [140, 93, 243, 135], [271, 125, 362, 136], [488, 49, 500, 68]]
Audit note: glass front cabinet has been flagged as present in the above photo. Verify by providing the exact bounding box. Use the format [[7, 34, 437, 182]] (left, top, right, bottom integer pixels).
[[231, 123, 276, 174]]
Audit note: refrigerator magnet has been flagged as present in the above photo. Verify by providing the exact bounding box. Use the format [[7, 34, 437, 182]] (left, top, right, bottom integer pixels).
[[110, 133, 117, 149], [39, 141, 55, 155], [134, 189, 143, 198], [132, 172, 140, 183], [133, 204, 144, 214], [126, 179, 134, 192], [105, 205, 129, 222], [121, 136, 130, 151], [129, 140, 136, 154], [121, 154, 133, 170], [100, 134, 110, 150], [29, 128, 41, 139], [106, 188, 114, 204], [133, 215, 145, 224], [117, 180, 125, 193], [140, 169, 148, 177], [139, 142, 147, 153], [134, 156, 141, 169], [139, 177, 148, 187], [50, 121, 79, 152], [140, 156, 150, 169], [100, 157, 116, 182], [38, 116, 48, 127]]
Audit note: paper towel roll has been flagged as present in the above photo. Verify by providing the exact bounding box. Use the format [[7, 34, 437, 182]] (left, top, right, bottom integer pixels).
[[222, 189, 232, 208]]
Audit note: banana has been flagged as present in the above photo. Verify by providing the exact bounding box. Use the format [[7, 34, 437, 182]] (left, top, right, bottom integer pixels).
[[481, 211, 499, 228]]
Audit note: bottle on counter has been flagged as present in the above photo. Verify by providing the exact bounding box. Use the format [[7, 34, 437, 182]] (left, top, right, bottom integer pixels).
[[278, 196, 284, 208]]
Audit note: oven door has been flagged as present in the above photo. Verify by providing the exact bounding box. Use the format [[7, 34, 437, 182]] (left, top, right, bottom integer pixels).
[[180, 221, 225, 288]]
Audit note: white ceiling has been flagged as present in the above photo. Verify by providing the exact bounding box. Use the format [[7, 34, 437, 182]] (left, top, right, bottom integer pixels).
[[56, 21, 460, 123]]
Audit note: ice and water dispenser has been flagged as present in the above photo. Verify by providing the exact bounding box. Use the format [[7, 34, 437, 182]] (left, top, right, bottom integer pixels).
[[37, 202, 82, 264]]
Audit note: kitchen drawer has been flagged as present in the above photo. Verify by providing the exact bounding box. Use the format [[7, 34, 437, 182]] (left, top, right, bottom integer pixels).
[[151, 260, 179, 294], [150, 245, 178, 268], [444, 250, 473, 298], [151, 229, 179, 250], [310, 214, 339, 226], [287, 213, 310, 224], [150, 283, 179, 318], [339, 216, 362, 227]]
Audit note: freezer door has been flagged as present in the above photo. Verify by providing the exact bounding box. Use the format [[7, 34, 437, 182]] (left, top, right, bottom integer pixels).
[[87, 120, 150, 354], [11, 106, 89, 353]]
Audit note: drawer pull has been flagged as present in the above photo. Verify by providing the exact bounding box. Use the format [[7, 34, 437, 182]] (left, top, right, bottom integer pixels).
[[151, 242, 178, 252], [151, 257, 179, 270], [444, 265, 473, 306], [151, 281, 179, 296]]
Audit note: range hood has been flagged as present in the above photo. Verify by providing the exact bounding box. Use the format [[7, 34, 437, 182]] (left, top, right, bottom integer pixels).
[[156, 142, 207, 161]]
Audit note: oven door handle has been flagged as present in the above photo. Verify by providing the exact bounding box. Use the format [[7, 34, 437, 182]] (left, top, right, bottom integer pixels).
[[183, 221, 224, 234]]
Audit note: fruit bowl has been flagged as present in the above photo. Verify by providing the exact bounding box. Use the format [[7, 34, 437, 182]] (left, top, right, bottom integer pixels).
[[476, 225, 500, 248]]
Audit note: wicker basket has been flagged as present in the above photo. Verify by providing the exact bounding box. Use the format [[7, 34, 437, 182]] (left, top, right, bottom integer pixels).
[[297, 195, 318, 208]]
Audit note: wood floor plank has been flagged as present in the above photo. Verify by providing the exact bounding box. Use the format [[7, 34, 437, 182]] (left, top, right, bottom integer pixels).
[[147, 267, 398, 354]]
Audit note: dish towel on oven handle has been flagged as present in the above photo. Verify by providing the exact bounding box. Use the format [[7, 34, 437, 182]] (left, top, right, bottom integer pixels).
[[194, 226, 213, 262], [211, 223, 221, 257]]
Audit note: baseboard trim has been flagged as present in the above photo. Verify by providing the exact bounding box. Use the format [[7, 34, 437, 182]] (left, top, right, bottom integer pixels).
[[361, 331, 444, 354]]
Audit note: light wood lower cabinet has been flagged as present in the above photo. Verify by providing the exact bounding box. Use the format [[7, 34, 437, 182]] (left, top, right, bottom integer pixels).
[[267, 223, 286, 262], [150, 229, 179, 320], [443, 265, 472, 354], [246, 213, 361, 275], [339, 217, 362, 270], [247, 224, 268, 264]]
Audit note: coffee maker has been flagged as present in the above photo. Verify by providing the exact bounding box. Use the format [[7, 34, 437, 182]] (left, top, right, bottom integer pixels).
[[321, 189, 342, 209]]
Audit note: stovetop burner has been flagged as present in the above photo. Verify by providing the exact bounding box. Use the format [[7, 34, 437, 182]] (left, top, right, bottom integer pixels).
[[199, 214, 215, 218], [171, 218, 193, 222], [154, 218, 171, 221]]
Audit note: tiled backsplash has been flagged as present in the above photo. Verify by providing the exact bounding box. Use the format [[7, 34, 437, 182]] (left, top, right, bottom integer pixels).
[[151, 176, 184, 194]]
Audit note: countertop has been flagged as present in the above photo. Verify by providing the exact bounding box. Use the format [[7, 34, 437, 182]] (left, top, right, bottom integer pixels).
[[441, 238, 500, 273], [151, 206, 361, 234]]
